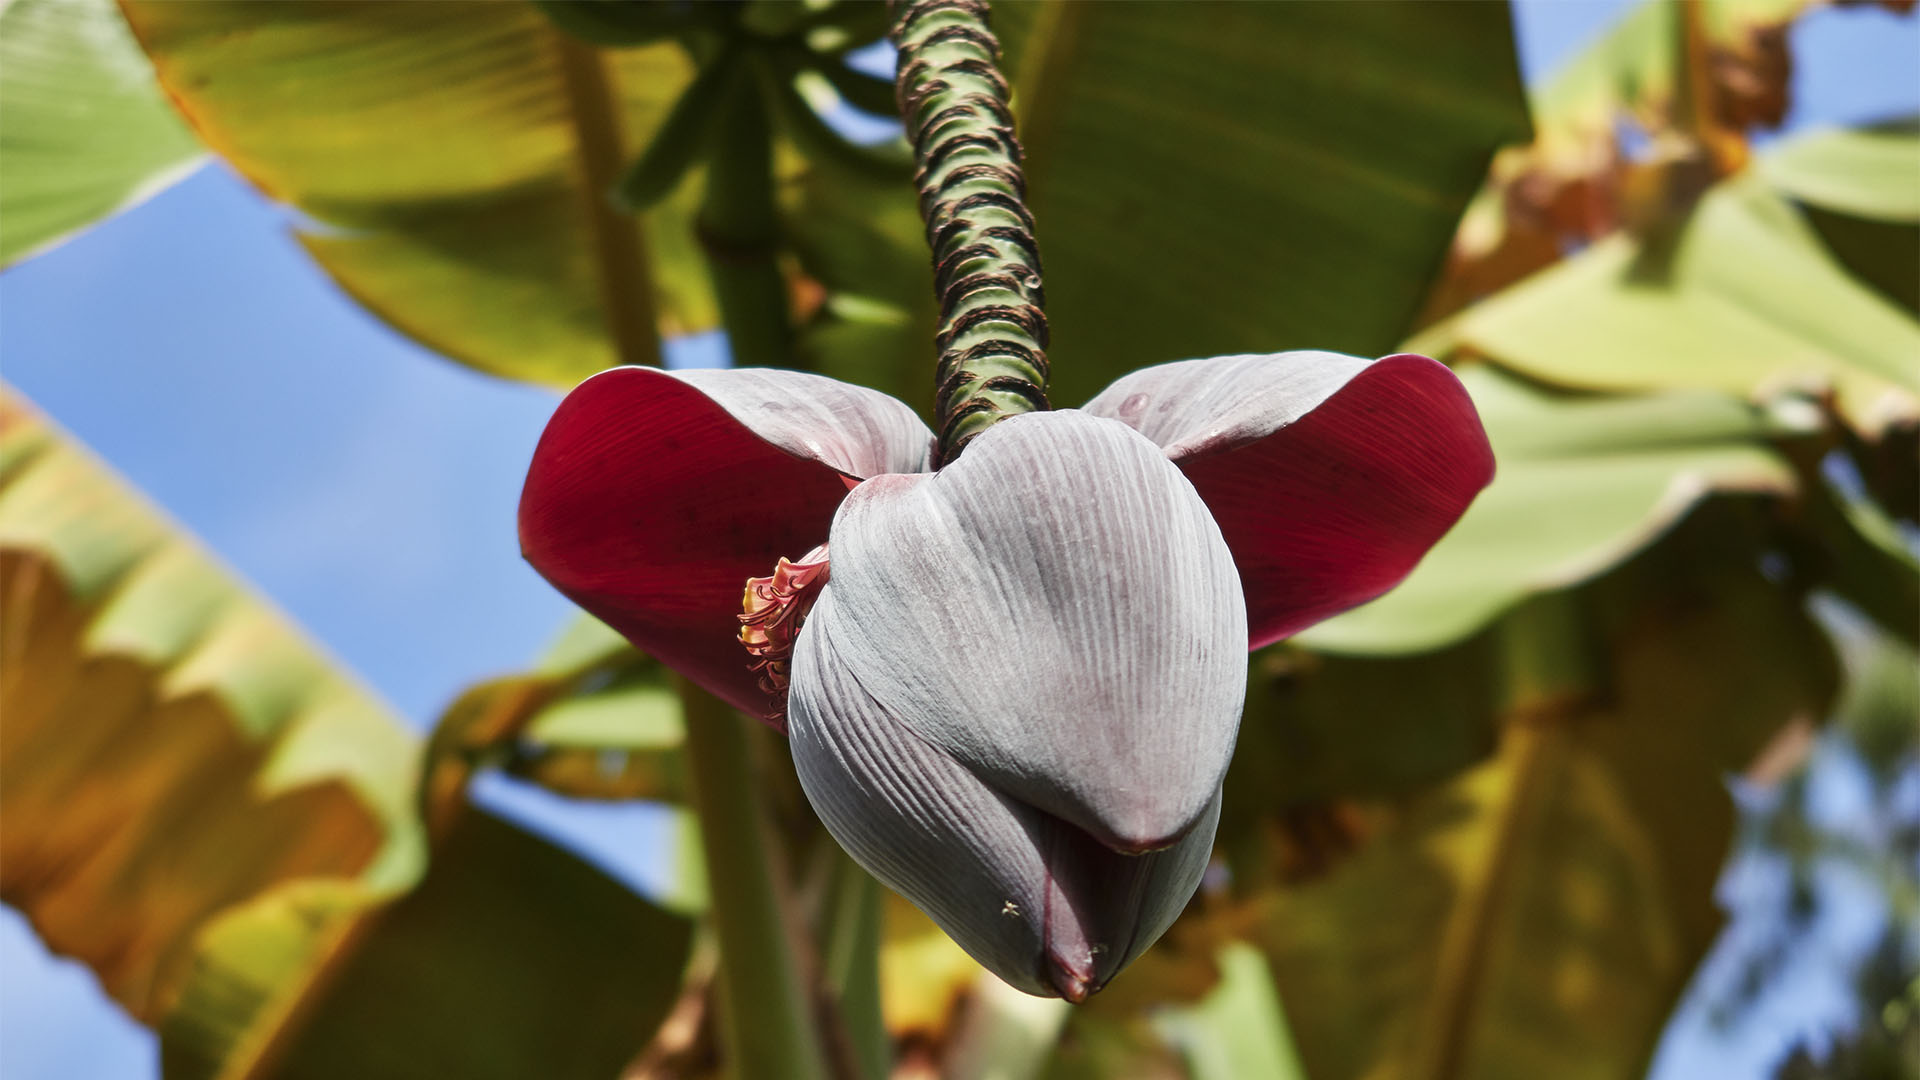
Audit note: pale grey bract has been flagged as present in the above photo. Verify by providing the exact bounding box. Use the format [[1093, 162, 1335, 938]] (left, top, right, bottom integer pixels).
[[789, 411, 1247, 999]]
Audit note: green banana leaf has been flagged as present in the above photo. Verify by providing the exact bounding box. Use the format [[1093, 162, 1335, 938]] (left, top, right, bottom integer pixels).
[[787, 155, 942, 415], [0, 0, 204, 267], [1766, 120, 1920, 317], [1760, 118, 1920, 224], [990, 0, 1532, 407], [120, 0, 716, 384]]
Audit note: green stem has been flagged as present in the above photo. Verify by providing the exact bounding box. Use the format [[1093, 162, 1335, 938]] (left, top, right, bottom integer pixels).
[[891, 0, 1050, 463], [1670, 0, 1714, 145], [699, 54, 795, 369], [819, 851, 887, 1080], [678, 677, 833, 1080], [555, 33, 664, 369], [1495, 593, 1602, 720]]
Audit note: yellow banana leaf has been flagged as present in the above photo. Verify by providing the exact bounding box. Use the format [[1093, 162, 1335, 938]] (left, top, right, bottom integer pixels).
[[0, 388, 421, 1023]]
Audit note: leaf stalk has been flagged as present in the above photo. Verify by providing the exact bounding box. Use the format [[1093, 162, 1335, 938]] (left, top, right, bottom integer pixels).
[[678, 677, 834, 1080], [555, 34, 664, 369]]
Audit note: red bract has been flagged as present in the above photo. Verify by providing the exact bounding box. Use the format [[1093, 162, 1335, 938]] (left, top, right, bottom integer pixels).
[[519, 369, 930, 726], [518, 351, 1493, 998]]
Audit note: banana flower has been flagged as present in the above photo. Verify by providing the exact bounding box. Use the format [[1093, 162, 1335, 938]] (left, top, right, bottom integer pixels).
[[519, 351, 1492, 999]]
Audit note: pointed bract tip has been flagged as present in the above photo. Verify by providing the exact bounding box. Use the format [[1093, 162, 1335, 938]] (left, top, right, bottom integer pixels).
[[1047, 950, 1095, 1003]]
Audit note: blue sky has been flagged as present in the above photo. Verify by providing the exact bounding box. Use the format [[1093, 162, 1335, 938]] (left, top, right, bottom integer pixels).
[[2, 2, 1916, 1077]]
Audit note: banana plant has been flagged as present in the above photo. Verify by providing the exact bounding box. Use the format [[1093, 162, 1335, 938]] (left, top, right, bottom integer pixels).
[[1, 0, 1913, 1077]]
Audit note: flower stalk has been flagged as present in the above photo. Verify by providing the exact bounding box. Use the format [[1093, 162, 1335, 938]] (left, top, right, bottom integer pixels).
[[678, 677, 834, 1080], [891, 0, 1050, 464]]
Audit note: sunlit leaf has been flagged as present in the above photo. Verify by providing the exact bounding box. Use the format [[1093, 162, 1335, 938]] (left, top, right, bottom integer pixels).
[[1301, 365, 1799, 654], [414, 614, 711, 915], [1800, 202, 1920, 318], [1450, 176, 1920, 439], [161, 807, 696, 1080], [1760, 118, 1920, 223], [0, 397, 692, 1076], [526, 668, 684, 756], [159, 611, 699, 1079], [156, 880, 369, 1080], [791, 0, 1534, 416], [0, 390, 421, 1022], [113, 0, 1528, 406], [120, 0, 716, 384], [878, 893, 980, 1048], [0, 0, 204, 267], [1766, 120, 1920, 316]]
